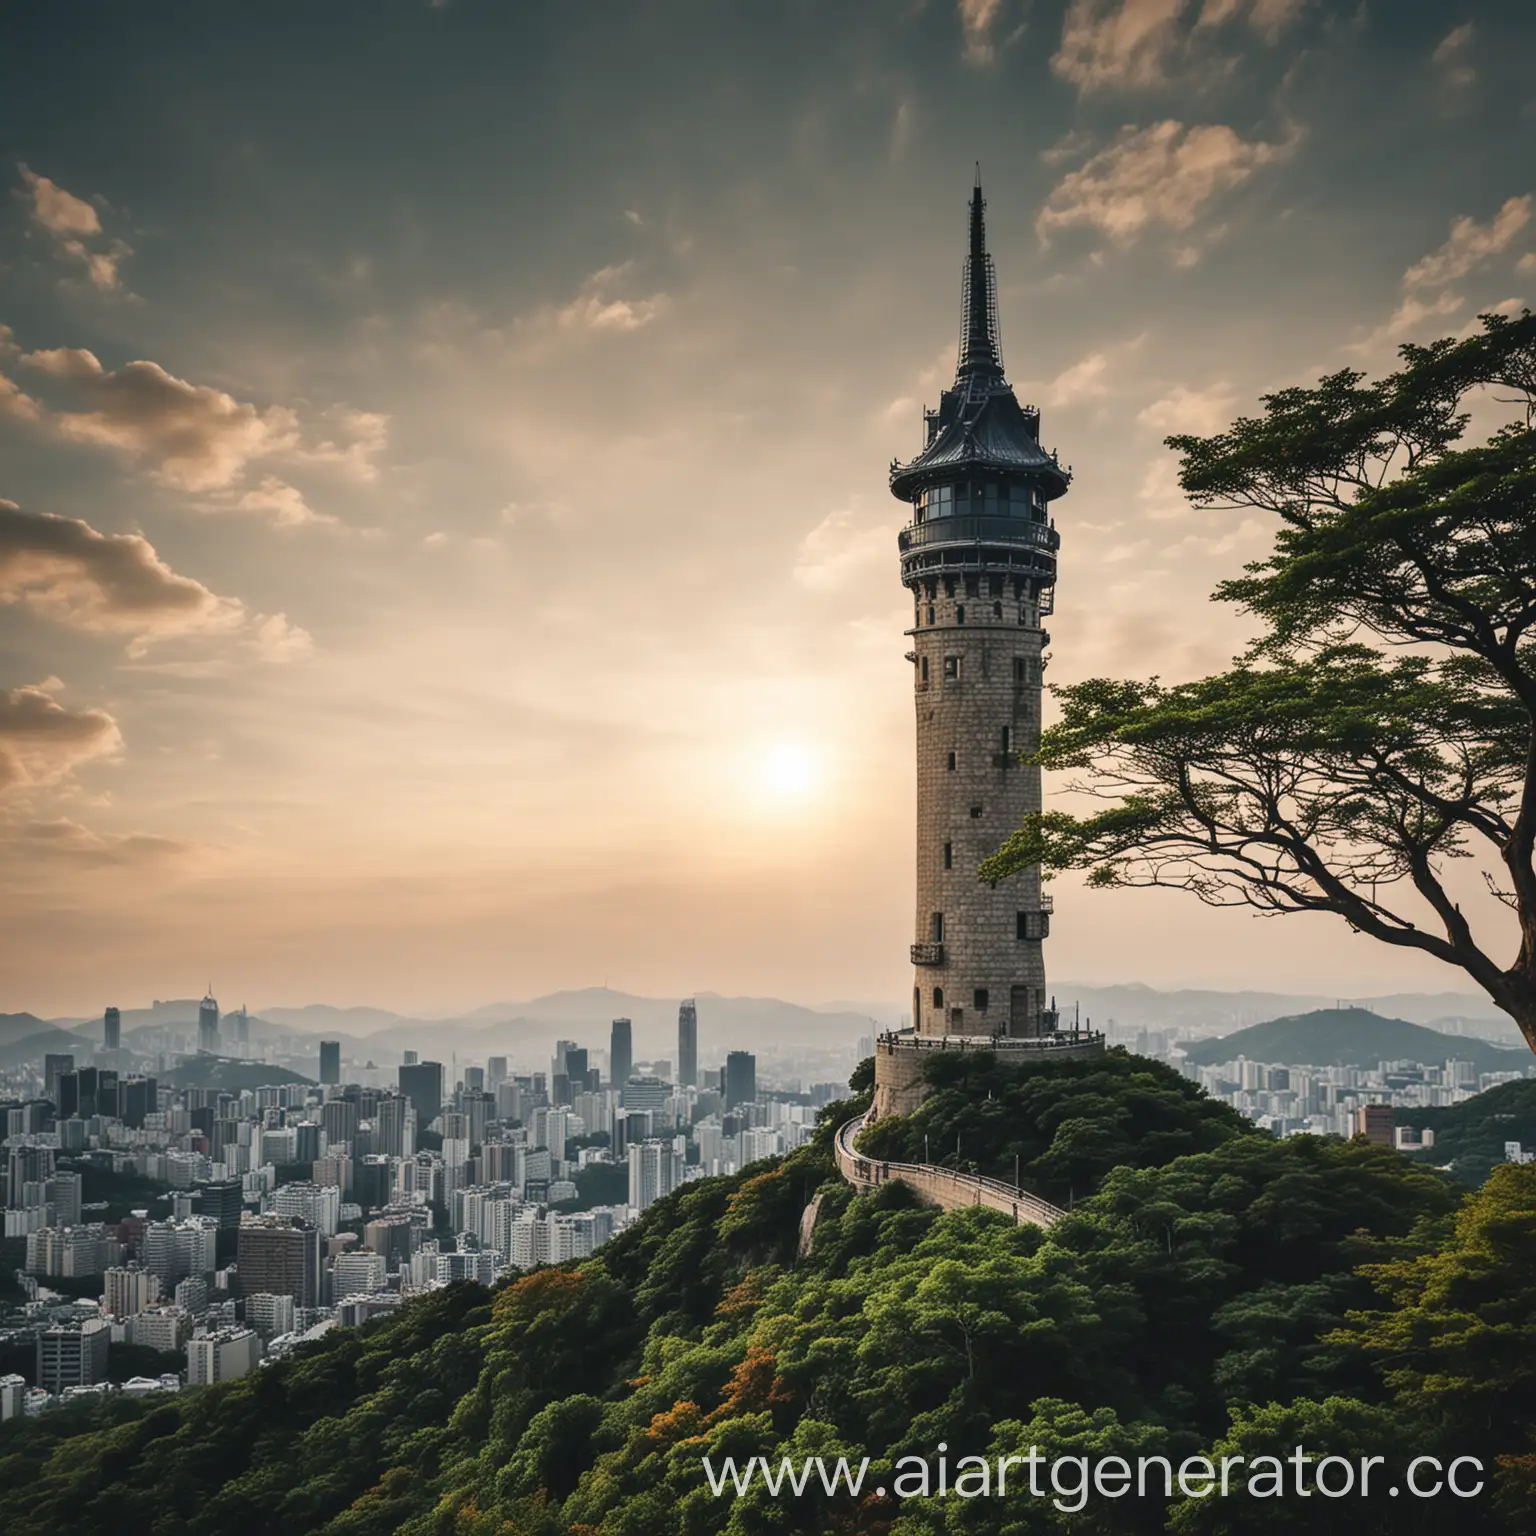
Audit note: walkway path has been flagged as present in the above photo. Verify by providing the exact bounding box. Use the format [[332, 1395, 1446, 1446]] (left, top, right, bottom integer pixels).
[[834, 1111, 1066, 1229]]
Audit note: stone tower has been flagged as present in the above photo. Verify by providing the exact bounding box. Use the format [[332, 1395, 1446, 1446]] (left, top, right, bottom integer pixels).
[[890, 172, 1066, 1043]]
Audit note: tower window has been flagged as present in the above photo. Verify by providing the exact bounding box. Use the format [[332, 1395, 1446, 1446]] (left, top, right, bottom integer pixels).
[[925, 580, 937, 600], [1001, 726, 1012, 754], [950, 1006, 964, 1027], [947, 750, 957, 771], [943, 842, 952, 869], [930, 913, 944, 942], [973, 988, 989, 1011], [933, 988, 944, 1008], [920, 656, 929, 682], [944, 576, 956, 598], [970, 804, 983, 818], [964, 574, 979, 598], [993, 601, 1003, 619], [1017, 911, 1028, 940], [943, 656, 960, 681], [956, 605, 966, 625], [1014, 657, 1030, 683], [989, 575, 1003, 598], [927, 605, 936, 625]]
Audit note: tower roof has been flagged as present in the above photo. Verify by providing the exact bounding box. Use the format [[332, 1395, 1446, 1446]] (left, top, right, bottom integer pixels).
[[890, 173, 1069, 502]]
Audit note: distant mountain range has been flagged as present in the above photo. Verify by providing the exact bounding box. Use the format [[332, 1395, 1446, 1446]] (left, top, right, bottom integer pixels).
[[1179, 1007, 1529, 1073], [0, 1013, 90, 1070], [1051, 983, 1519, 1041], [24, 984, 1523, 1073]]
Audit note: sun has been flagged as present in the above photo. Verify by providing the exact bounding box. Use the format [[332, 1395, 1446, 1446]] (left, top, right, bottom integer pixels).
[[760, 741, 820, 799]]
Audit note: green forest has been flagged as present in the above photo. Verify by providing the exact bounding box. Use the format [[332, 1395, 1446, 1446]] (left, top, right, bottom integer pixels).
[[2, 1051, 1534, 1534]]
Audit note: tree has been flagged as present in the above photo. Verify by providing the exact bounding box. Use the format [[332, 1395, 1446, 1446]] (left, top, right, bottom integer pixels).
[[982, 312, 1536, 1050]]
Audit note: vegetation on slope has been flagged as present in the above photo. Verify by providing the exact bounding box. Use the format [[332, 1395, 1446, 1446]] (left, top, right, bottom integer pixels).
[[853, 1048, 1255, 1205], [1397, 1078, 1536, 1186], [2, 1058, 1533, 1533]]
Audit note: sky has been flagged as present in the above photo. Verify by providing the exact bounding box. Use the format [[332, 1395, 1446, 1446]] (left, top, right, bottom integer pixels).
[[1, 0, 1533, 1018]]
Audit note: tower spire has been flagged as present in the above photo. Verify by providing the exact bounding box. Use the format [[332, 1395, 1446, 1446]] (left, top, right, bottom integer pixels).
[[958, 169, 1003, 381]]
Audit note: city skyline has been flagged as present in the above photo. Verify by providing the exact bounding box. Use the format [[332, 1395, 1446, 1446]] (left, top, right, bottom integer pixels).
[[4, 2, 1534, 1016]]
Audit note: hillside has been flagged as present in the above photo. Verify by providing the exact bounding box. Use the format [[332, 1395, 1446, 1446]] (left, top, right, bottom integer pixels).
[[1398, 1078, 1536, 1186], [0, 1014, 91, 1070], [2, 1055, 1530, 1534], [1179, 1006, 1529, 1073], [156, 1056, 313, 1091]]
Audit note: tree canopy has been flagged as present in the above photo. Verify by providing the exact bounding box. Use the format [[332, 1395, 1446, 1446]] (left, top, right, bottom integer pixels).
[[981, 311, 1536, 1051]]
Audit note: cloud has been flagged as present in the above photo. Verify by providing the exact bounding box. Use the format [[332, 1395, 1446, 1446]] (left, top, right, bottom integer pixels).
[[0, 682, 121, 793], [957, 0, 1006, 64], [793, 505, 895, 593], [1052, 0, 1305, 93], [296, 406, 389, 483], [250, 612, 314, 664], [16, 164, 132, 291], [1347, 197, 1530, 354], [1049, 351, 1112, 405], [6, 816, 198, 870], [0, 499, 310, 660], [6, 346, 300, 490], [1401, 195, 1531, 290], [0, 499, 241, 648], [1037, 120, 1291, 249], [555, 263, 668, 333], [1432, 22, 1476, 90], [232, 476, 334, 527], [1138, 382, 1238, 434]]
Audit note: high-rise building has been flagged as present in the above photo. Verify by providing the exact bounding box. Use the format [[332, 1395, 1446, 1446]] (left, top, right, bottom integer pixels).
[[103, 1006, 121, 1052], [724, 1051, 756, 1111], [141, 1218, 219, 1286], [1354, 1105, 1395, 1147], [627, 1139, 683, 1213], [321, 1097, 359, 1150], [374, 1095, 417, 1158], [486, 1056, 508, 1092], [187, 1326, 261, 1386], [198, 992, 220, 1055], [398, 1061, 444, 1125], [319, 1040, 341, 1085], [609, 1018, 633, 1088], [236, 1216, 321, 1308], [331, 1249, 388, 1300], [36, 1319, 110, 1393], [121, 1076, 157, 1129], [892, 175, 1065, 1041], [245, 1292, 296, 1340], [677, 999, 698, 1088], [44, 1053, 74, 1109]]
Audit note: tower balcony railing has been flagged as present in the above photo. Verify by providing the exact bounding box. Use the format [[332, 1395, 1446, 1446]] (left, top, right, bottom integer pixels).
[[910, 942, 945, 966], [898, 516, 1060, 554]]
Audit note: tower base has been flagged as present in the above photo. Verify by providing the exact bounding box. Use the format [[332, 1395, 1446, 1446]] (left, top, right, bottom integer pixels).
[[871, 1028, 1106, 1120]]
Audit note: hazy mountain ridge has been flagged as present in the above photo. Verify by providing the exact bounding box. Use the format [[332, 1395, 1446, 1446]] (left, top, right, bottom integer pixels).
[[1180, 1007, 1528, 1073]]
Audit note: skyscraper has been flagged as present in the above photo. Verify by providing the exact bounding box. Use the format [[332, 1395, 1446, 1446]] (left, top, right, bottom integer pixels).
[[892, 173, 1063, 1041], [677, 999, 698, 1089], [724, 1051, 756, 1111], [44, 1054, 74, 1108], [236, 1216, 321, 1308], [103, 1006, 121, 1052], [198, 992, 220, 1054], [319, 1040, 341, 1085], [609, 1018, 633, 1088], [398, 1061, 444, 1126]]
